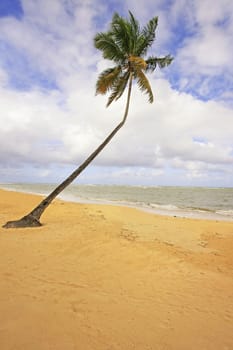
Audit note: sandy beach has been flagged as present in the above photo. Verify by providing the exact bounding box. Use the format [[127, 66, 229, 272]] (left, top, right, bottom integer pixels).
[[0, 188, 233, 350]]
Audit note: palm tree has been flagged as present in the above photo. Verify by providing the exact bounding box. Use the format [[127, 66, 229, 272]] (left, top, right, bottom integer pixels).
[[3, 11, 173, 228]]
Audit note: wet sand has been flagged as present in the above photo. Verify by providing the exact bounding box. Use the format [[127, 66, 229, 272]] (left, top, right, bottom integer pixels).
[[0, 189, 233, 350]]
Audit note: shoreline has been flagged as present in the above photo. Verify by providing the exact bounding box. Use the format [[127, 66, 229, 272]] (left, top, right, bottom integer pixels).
[[0, 188, 233, 349], [1, 184, 232, 222]]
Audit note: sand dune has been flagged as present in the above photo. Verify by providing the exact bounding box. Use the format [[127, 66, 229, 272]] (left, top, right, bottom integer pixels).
[[0, 189, 233, 350]]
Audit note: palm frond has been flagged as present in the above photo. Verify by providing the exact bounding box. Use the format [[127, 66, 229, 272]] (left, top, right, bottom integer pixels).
[[135, 68, 154, 103], [128, 11, 140, 36], [128, 11, 140, 54], [107, 71, 130, 107], [145, 55, 174, 72], [156, 55, 174, 68], [143, 16, 158, 43], [110, 13, 132, 56], [136, 16, 158, 56], [94, 32, 125, 63], [96, 66, 122, 95], [114, 71, 130, 101]]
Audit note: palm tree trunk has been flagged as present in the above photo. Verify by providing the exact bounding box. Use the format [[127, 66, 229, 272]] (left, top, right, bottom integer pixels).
[[3, 75, 133, 228]]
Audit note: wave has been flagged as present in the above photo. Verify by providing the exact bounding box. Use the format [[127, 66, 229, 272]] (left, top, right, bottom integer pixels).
[[216, 209, 233, 217], [149, 203, 179, 210], [1, 183, 232, 221]]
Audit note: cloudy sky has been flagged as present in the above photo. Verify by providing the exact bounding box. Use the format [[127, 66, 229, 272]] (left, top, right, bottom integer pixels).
[[0, 0, 232, 187]]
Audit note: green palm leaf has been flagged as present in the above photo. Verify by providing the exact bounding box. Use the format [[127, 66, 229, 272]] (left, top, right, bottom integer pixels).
[[128, 11, 140, 54], [94, 32, 125, 63], [111, 13, 133, 56], [146, 55, 174, 72], [136, 16, 158, 57]]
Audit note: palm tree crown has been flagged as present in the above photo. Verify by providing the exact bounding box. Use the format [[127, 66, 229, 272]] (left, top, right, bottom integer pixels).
[[94, 11, 173, 106]]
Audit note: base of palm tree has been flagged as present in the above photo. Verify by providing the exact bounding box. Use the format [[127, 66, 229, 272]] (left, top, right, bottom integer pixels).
[[3, 214, 42, 229]]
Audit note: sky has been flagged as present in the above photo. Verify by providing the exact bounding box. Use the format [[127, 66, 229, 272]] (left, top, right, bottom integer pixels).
[[0, 0, 232, 187]]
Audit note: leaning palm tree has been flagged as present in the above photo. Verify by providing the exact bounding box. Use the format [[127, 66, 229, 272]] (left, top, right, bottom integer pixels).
[[3, 11, 173, 228]]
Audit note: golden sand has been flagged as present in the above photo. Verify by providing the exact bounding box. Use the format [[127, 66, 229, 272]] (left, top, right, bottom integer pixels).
[[0, 188, 233, 350]]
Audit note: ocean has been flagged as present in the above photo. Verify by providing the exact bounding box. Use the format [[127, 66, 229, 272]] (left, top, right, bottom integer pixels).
[[1, 183, 233, 221]]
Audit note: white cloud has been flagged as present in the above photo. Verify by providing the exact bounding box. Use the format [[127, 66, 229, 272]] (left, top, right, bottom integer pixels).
[[0, 67, 8, 86], [170, 0, 233, 103], [0, 0, 232, 186], [178, 26, 232, 74]]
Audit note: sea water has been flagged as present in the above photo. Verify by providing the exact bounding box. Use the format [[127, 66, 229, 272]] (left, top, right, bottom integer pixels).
[[1, 183, 233, 221]]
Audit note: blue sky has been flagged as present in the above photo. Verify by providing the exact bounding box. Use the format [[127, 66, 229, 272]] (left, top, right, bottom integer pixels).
[[0, 0, 232, 187]]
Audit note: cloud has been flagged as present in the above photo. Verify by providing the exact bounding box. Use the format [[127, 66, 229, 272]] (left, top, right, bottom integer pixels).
[[168, 0, 233, 103], [0, 0, 232, 186]]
